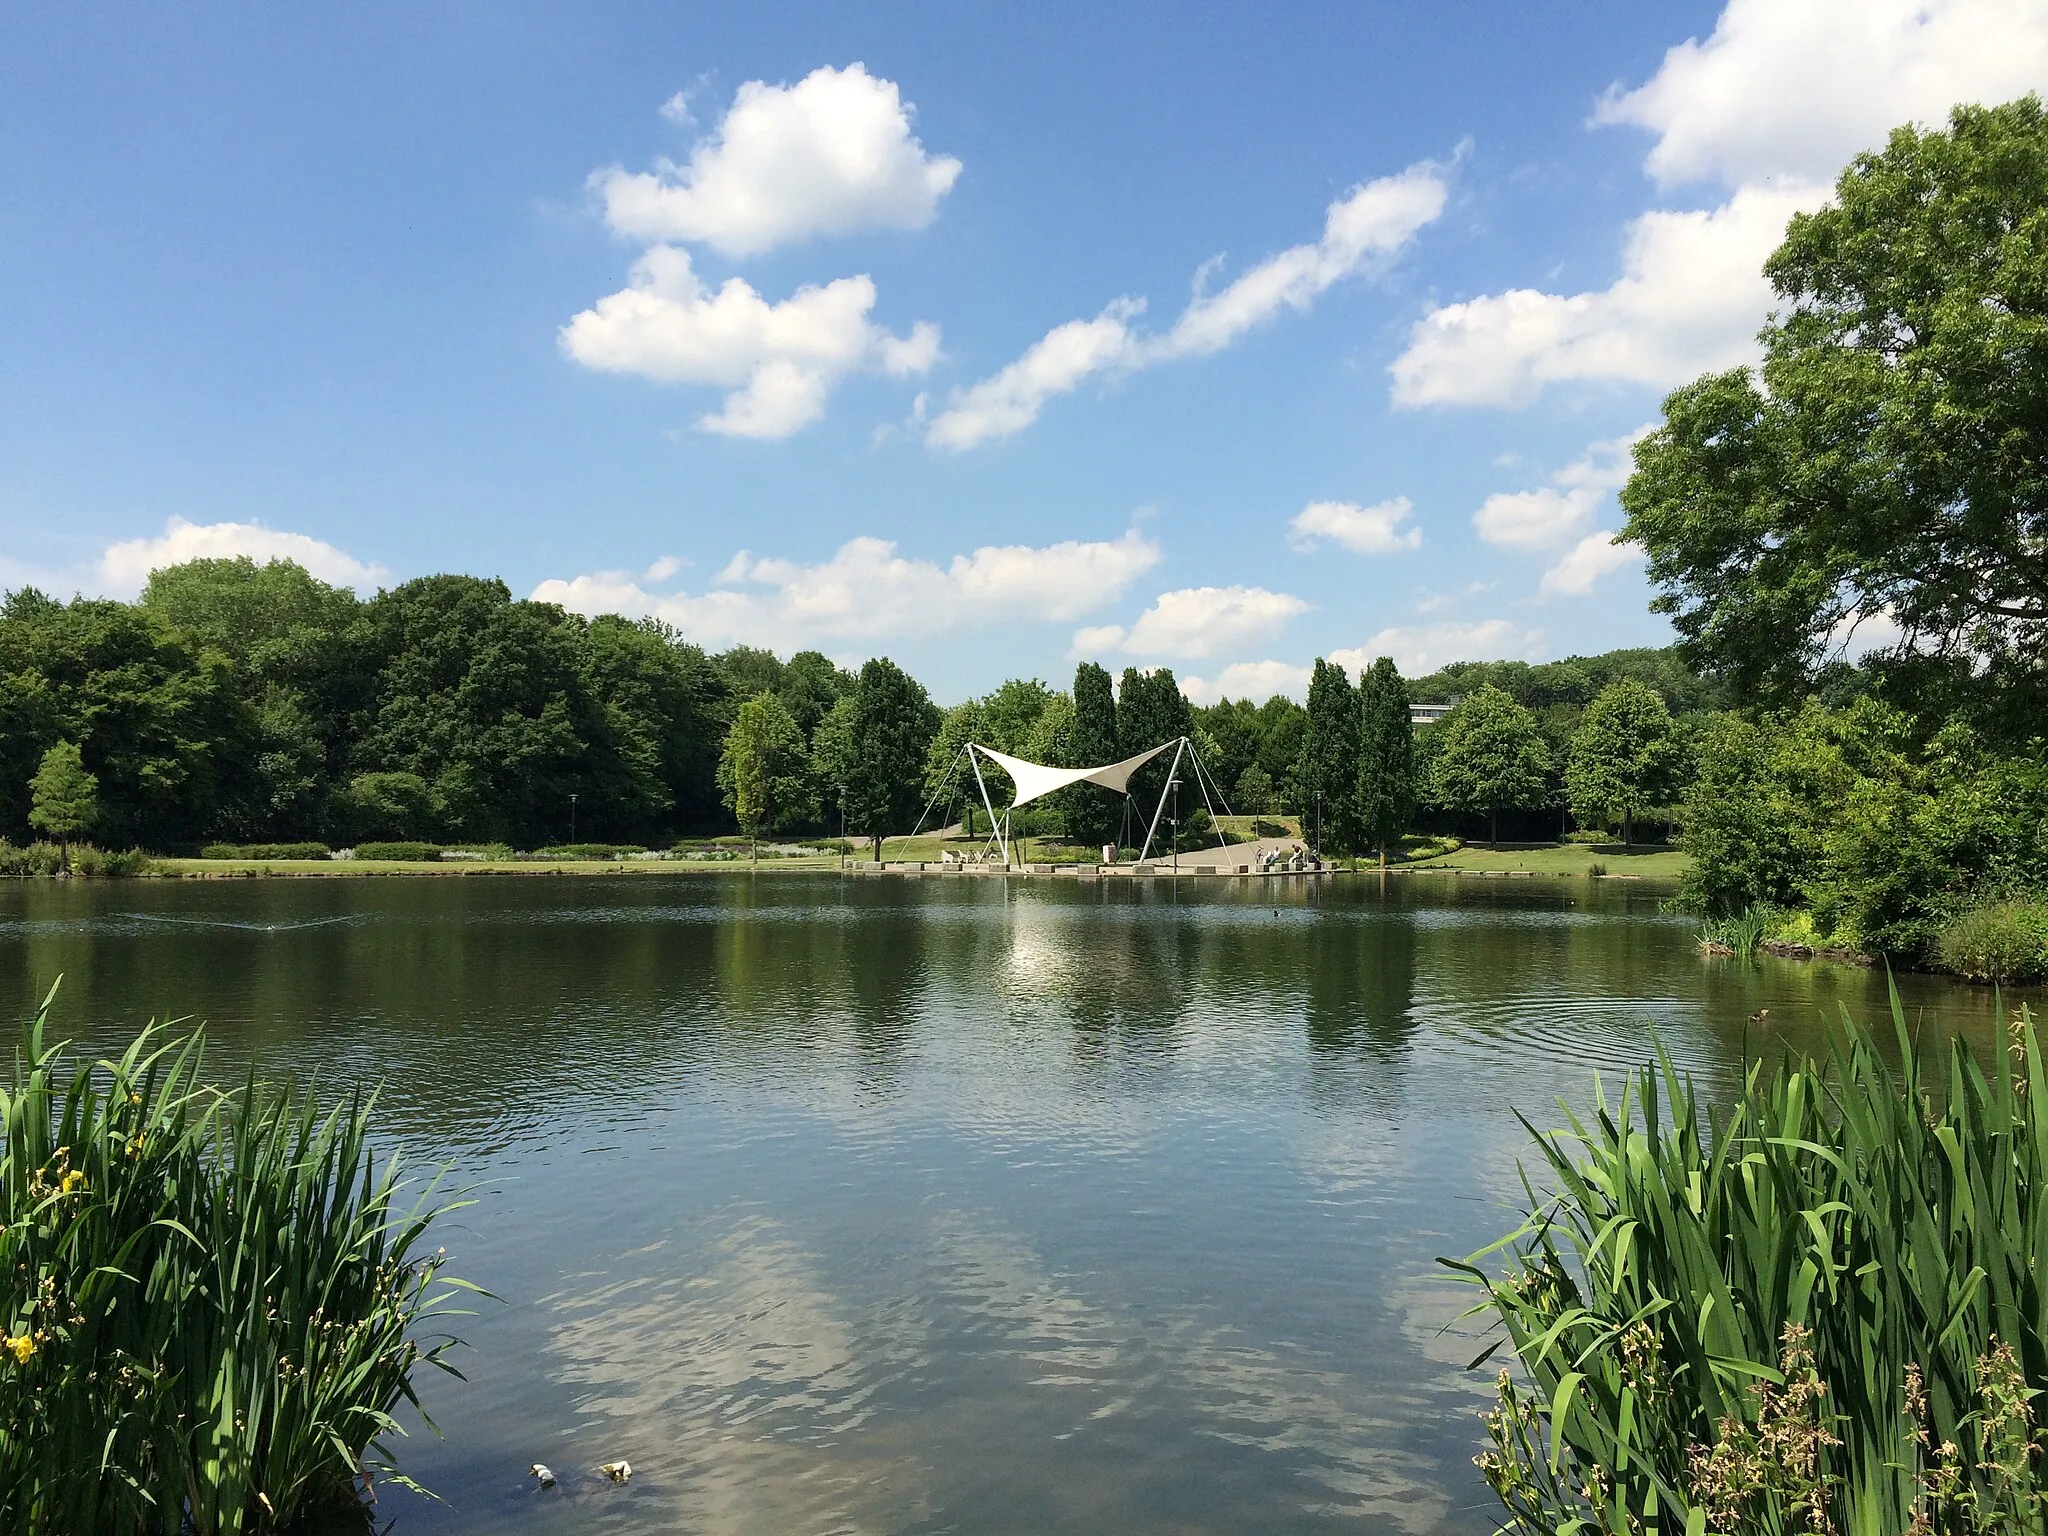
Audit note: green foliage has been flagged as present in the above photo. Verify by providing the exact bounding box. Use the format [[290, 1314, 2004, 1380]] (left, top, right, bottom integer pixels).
[[1623, 96, 2048, 722], [1069, 663, 1121, 847], [1938, 901, 2048, 983], [350, 841, 441, 862], [28, 742, 97, 853], [1234, 763, 1278, 815], [531, 843, 645, 860], [1355, 657, 1415, 864], [717, 691, 814, 842], [338, 770, 441, 843], [0, 593, 241, 849], [834, 660, 940, 858], [1454, 995, 2048, 1536], [0, 843, 151, 877], [1117, 667, 1193, 811], [199, 843, 331, 861], [1565, 679, 1681, 844], [1698, 902, 1777, 960], [1674, 700, 2048, 958], [1, 992, 472, 1532], [1428, 685, 1552, 845], [1298, 658, 1362, 855], [1409, 646, 1724, 716]]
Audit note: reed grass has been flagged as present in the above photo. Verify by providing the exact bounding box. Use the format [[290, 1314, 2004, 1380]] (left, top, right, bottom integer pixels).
[[1449, 989, 2048, 1534], [1697, 903, 1775, 960], [0, 983, 476, 1533]]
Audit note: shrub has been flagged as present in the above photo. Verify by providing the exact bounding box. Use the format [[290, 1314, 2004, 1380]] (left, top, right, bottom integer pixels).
[[1938, 899, 2048, 983], [1, 989, 472, 1531], [199, 842, 332, 861], [350, 842, 441, 862], [0, 842, 151, 877], [1452, 994, 2048, 1534], [530, 843, 644, 860]]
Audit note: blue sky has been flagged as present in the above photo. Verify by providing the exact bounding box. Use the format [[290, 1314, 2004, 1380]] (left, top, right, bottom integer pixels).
[[6, 1, 2044, 700]]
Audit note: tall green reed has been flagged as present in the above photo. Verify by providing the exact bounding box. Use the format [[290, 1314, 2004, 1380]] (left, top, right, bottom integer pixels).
[[1449, 989, 2048, 1534], [0, 983, 476, 1533]]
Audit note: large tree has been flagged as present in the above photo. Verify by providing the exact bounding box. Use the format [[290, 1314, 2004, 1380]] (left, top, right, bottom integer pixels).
[[717, 691, 815, 854], [1355, 657, 1415, 867], [1117, 667, 1193, 835], [1564, 679, 1681, 847], [836, 658, 940, 860], [1622, 97, 2048, 718], [1430, 685, 1551, 847], [1297, 658, 1361, 856], [1068, 663, 1121, 847]]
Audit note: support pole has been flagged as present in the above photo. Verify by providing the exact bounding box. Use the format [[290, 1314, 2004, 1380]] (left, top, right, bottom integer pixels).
[[967, 745, 1010, 867], [1135, 738, 1188, 865], [910, 745, 968, 842], [1183, 738, 1232, 851]]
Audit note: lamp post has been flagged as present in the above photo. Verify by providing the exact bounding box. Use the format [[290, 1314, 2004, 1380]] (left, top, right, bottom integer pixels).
[[569, 792, 578, 845], [1169, 777, 1181, 873]]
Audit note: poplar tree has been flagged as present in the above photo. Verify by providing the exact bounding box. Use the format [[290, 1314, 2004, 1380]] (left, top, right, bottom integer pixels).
[[1355, 657, 1415, 867], [1070, 663, 1120, 847], [837, 658, 940, 861], [1297, 658, 1361, 856]]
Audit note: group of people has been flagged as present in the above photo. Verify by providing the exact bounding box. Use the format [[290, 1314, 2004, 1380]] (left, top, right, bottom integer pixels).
[[1258, 844, 1313, 873]]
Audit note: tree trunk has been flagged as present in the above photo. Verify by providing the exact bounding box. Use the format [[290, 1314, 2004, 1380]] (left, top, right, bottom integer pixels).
[[1489, 809, 1498, 848], [1622, 809, 1633, 848], [872, 833, 883, 862], [1378, 837, 1388, 869]]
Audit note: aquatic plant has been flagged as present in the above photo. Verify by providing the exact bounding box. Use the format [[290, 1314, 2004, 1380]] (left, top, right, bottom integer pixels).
[[1450, 991, 2048, 1534], [0, 986, 475, 1533], [1937, 900, 2048, 984], [1697, 902, 1775, 959]]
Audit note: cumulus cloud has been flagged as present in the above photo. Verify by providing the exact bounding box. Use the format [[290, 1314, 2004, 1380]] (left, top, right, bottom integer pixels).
[[1391, 0, 2048, 409], [1067, 585, 1311, 661], [1539, 531, 1643, 597], [1330, 619, 1545, 676], [1392, 185, 1812, 408], [929, 160, 1448, 449], [1181, 660, 1313, 705], [1288, 496, 1422, 555], [1473, 430, 1647, 549], [594, 64, 962, 257], [1595, 0, 2048, 190], [97, 518, 389, 596], [559, 245, 939, 437], [533, 528, 1159, 650]]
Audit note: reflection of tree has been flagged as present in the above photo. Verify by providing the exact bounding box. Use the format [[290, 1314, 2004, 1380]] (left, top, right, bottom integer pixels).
[[1305, 911, 1417, 1060]]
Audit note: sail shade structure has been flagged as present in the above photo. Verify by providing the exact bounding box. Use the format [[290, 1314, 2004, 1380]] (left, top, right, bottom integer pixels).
[[971, 740, 1176, 810]]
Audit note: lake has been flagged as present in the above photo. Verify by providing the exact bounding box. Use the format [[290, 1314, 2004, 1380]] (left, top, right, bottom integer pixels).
[[0, 872, 2024, 1534]]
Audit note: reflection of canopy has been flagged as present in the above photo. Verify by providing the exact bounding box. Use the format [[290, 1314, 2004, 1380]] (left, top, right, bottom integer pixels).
[[971, 741, 1176, 810]]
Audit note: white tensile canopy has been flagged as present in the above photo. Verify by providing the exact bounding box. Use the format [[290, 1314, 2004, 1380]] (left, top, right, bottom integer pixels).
[[968, 740, 1176, 810]]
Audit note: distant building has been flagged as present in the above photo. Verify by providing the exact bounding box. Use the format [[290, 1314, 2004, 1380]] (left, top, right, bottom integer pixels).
[[1410, 700, 1456, 726]]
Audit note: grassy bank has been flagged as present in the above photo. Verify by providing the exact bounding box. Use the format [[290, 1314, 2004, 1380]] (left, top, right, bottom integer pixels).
[[1394, 842, 1689, 879]]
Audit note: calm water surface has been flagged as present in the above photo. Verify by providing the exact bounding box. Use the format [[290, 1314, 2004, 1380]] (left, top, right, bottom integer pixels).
[[0, 873, 2028, 1535]]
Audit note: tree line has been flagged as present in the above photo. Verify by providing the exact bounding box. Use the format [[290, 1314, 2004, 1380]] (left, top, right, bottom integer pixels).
[[0, 552, 1720, 861]]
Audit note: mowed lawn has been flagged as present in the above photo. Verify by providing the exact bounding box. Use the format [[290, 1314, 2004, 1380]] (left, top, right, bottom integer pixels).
[[1397, 843, 1689, 879]]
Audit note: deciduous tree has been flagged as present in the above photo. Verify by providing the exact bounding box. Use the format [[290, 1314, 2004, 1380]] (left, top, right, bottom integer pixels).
[[837, 658, 940, 860], [1564, 679, 1681, 846], [717, 692, 814, 855], [1430, 685, 1551, 847]]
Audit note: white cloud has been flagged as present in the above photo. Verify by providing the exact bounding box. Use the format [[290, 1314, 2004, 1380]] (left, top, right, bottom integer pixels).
[[1473, 429, 1650, 549], [928, 160, 1448, 449], [534, 528, 1160, 650], [1595, 0, 2048, 190], [1068, 585, 1311, 661], [1287, 497, 1421, 555], [1332, 619, 1545, 676], [923, 301, 1144, 452], [1539, 531, 1643, 597], [559, 245, 938, 437], [1390, 0, 2048, 409], [97, 518, 389, 596], [1392, 185, 1813, 408], [1181, 660, 1313, 705], [594, 64, 962, 257]]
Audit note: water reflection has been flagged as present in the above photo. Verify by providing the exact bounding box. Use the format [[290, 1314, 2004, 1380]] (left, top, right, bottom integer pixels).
[[0, 873, 2033, 1535]]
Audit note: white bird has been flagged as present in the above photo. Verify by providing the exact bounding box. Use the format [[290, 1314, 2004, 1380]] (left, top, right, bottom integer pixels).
[[529, 1463, 555, 1488], [601, 1460, 633, 1483]]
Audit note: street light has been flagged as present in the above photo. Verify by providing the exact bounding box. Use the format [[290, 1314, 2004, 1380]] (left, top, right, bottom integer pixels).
[[1169, 777, 1181, 873], [569, 792, 578, 845]]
